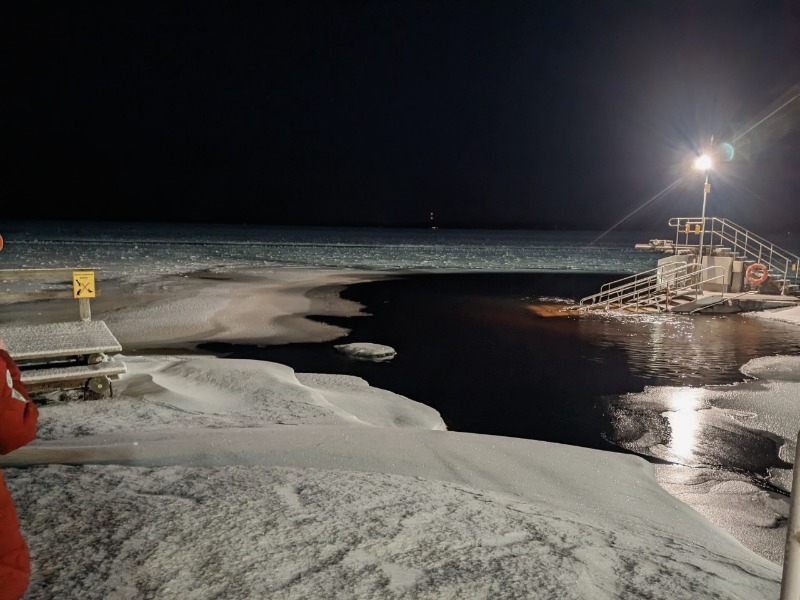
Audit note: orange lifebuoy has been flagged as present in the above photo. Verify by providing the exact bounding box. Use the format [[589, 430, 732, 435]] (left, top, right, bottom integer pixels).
[[0, 234, 3, 252], [745, 263, 769, 286]]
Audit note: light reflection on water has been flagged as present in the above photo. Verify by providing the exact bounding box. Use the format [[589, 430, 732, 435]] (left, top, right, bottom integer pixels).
[[575, 311, 800, 386], [579, 309, 800, 483], [663, 388, 705, 463]]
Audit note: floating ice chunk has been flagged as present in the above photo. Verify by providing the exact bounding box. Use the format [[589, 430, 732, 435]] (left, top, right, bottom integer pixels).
[[335, 342, 397, 362]]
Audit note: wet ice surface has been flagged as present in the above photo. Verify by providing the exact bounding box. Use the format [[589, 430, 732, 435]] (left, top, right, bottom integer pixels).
[[579, 308, 800, 548], [606, 354, 800, 563]]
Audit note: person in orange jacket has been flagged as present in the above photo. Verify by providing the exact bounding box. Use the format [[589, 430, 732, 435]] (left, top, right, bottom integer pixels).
[[0, 337, 38, 600]]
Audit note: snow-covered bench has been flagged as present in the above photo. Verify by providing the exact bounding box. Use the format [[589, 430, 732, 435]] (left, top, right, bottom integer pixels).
[[0, 268, 126, 397]]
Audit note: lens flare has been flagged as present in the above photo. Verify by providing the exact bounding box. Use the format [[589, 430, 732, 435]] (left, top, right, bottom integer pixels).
[[694, 154, 712, 171], [719, 142, 734, 162]]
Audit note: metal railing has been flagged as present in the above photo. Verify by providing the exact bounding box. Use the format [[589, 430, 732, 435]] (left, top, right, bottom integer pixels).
[[578, 263, 725, 313], [668, 217, 800, 291]]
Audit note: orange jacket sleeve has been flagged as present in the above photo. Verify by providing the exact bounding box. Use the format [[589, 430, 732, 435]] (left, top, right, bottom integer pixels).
[[0, 349, 38, 455]]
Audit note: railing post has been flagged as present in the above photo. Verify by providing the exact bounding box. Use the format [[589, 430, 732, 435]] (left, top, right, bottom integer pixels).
[[784, 262, 789, 296], [781, 431, 800, 599], [708, 218, 715, 256]]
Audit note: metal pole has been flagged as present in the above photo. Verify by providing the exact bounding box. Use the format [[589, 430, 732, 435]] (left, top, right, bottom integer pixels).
[[781, 431, 800, 600], [697, 171, 709, 294]]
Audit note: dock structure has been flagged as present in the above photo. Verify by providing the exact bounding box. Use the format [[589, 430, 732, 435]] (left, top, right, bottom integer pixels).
[[579, 217, 800, 315], [0, 268, 126, 396]]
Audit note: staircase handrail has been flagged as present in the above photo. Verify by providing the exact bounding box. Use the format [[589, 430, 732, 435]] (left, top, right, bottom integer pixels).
[[579, 264, 724, 311], [595, 262, 685, 296], [580, 264, 680, 308], [580, 263, 686, 308], [668, 217, 800, 286], [716, 218, 799, 286], [584, 265, 725, 311]]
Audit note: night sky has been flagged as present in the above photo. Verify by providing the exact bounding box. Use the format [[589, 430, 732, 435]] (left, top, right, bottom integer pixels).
[[2, 1, 800, 231]]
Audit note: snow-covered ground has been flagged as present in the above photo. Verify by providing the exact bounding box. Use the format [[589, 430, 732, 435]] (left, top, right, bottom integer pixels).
[[4, 355, 784, 599], [2, 271, 799, 599]]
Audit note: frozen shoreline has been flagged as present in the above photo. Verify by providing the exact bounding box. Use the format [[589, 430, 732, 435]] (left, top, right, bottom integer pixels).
[[2, 266, 798, 597], [103, 270, 800, 565], [1, 267, 393, 349]]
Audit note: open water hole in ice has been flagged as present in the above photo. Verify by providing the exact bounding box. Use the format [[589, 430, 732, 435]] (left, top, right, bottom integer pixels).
[[203, 272, 800, 486]]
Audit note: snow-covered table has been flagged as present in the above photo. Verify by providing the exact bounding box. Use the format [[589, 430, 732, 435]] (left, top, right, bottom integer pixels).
[[2, 320, 126, 397]]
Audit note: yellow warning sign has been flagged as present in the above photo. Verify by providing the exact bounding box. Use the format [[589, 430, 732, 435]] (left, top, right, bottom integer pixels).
[[72, 271, 96, 298]]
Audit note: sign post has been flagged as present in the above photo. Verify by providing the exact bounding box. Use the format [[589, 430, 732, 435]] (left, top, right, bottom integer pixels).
[[72, 271, 96, 321]]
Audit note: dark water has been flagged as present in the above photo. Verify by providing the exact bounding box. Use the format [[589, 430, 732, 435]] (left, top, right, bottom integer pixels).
[[203, 272, 800, 472]]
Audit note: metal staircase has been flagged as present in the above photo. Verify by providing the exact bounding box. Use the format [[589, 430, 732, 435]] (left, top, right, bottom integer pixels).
[[578, 263, 725, 313], [667, 217, 800, 295], [578, 217, 800, 314]]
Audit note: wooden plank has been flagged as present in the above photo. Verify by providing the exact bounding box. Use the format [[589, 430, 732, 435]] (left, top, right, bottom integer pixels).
[[20, 359, 127, 385], [1, 320, 122, 360], [0, 290, 103, 303], [0, 268, 102, 282], [1, 290, 77, 302], [79, 298, 91, 321]]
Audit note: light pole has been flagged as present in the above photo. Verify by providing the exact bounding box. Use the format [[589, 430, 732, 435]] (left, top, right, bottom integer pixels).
[[694, 153, 712, 292]]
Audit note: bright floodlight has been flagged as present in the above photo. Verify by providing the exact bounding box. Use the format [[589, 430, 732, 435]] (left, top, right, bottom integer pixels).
[[694, 154, 712, 171]]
